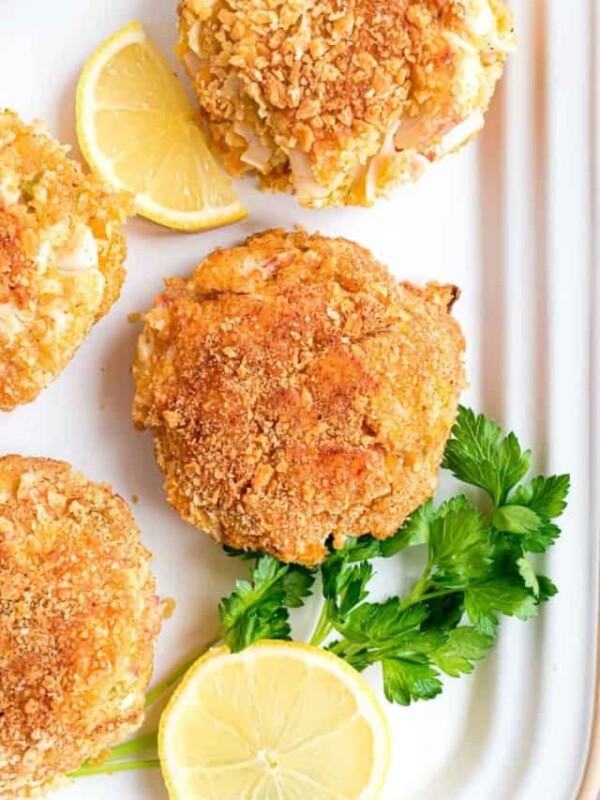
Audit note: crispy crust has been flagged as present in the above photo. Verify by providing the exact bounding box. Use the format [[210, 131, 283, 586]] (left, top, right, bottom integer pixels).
[[177, 0, 515, 207], [0, 111, 131, 411], [0, 456, 162, 798], [132, 229, 466, 565]]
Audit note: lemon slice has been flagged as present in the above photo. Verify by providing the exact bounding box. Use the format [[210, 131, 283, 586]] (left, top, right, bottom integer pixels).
[[159, 641, 391, 800], [76, 21, 246, 231]]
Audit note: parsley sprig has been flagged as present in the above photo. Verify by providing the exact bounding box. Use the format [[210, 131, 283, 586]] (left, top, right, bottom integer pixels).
[[303, 407, 569, 704], [219, 554, 316, 650]]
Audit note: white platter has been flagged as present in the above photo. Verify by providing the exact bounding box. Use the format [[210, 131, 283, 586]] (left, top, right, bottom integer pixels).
[[1, 1, 598, 799]]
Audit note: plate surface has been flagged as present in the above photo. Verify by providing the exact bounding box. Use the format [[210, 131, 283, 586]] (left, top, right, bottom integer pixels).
[[1, 1, 598, 799]]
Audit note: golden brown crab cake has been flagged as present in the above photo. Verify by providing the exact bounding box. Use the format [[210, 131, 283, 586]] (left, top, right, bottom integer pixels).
[[0, 455, 162, 799], [132, 229, 466, 565], [176, 0, 515, 208], [0, 111, 131, 411]]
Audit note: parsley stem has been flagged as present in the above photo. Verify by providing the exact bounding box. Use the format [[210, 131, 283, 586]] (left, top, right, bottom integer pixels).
[[103, 732, 158, 762], [398, 558, 433, 612], [144, 634, 222, 708], [70, 759, 160, 778], [309, 600, 333, 646], [416, 588, 460, 604], [336, 641, 364, 659], [398, 581, 464, 613]]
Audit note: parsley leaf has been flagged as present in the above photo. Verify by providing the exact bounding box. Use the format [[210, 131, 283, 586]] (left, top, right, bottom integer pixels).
[[219, 556, 315, 651], [422, 593, 465, 631], [332, 537, 383, 564], [391, 629, 448, 656], [382, 500, 435, 551], [429, 498, 492, 586], [492, 505, 542, 534], [335, 562, 374, 616], [537, 575, 559, 602], [382, 658, 442, 705], [517, 555, 540, 597], [511, 474, 570, 519], [223, 545, 263, 561], [442, 406, 532, 504], [464, 577, 537, 636], [333, 600, 428, 647], [281, 566, 316, 607], [520, 520, 561, 554], [432, 627, 494, 677], [317, 521, 425, 641]]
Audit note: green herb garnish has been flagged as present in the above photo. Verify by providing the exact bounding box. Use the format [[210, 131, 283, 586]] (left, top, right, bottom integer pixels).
[[303, 407, 568, 704], [219, 555, 315, 651]]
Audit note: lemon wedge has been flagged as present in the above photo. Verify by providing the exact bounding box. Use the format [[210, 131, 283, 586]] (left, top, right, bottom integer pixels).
[[76, 21, 246, 231], [158, 641, 391, 799]]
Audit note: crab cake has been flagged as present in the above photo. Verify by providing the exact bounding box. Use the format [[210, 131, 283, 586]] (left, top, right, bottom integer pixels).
[[0, 111, 131, 411], [132, 229, 465, 565], [176, 0, 515, 208], [0, 456, 162, 798]]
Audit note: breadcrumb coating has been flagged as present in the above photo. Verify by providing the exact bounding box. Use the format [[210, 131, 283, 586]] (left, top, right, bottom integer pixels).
[[177, 0, 515, 208], [0, 111, 132, 411], [0, 456, 162, 799], [132, 229, 466, 565]]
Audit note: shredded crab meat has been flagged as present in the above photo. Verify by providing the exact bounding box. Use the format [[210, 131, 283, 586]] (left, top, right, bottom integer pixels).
[[455, 47, 487, 101], [34, 223, 99, 274], [234, 123, 273, 172], [187, 0, 218, 20], [468, 0, 496, 36], [436, 111, 484, 156], [136, 334, 153, 364], [0, 178, 20, 207], [392, 117, 428, 153], [35, 240, 52, 271], [392, 110, 484, 159], [361, 108, 483, 204], [0, 303, 25, 341], [54, 224, 99, 273], [288, 151, 329, 203], [183, 50, 205, 76], [467, 0, 516, 51], [187, 20, 202, 54], [48, 309, 71, 335], [237, 256, 278, 277], [222, 74, 241, 99]]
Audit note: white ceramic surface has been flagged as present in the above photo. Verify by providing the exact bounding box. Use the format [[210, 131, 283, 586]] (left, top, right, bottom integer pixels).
[[1, 1, 598, 799]]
